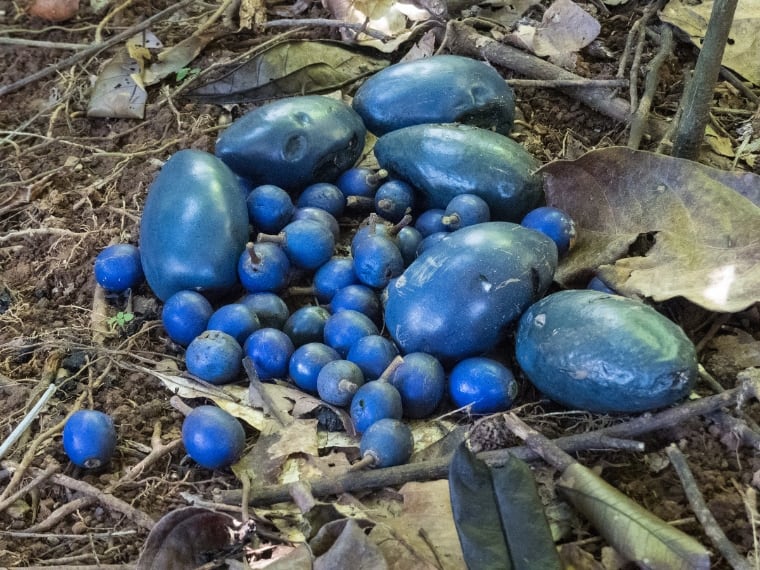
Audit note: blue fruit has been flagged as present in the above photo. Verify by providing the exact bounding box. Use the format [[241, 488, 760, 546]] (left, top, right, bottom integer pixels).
[[352, 234, 404, 289], [94, 243, 143, 293], [388, 352, 446, 419], [186, 330, 243, 385], [283, 306, 331, 347], [515, 290, 698, 413], [374, 124, 542, 222], [352, 55, 515, 136], [237, 242, 291, 293], [215, 95, 366, 190], [414, 208, 448, 238], [139, 149, 249, 301], [317, 359, 365, 407], [374, 179, 415, 223], [521, 206, 577, 256], [323, 309, 379, 357], [312, 257, 357, 303], [587, 276, 618, 295], [62, 410, 117, 469], [289, 342, 340, 393], [239, 292, 290, 329], [181, 405, 245, 469], [359, 418, 413, 468], [207, 303, 260, 346], [246, 184, 294, 234], [350, 381, 403, 433], [291, 207, 340, 241], [384, 222, 557, 362], [336, 167, 385, 199], [442, 194, 491, 230], [330, 284, 381, 323], [396, 226, 423, 266], [260, 219, 335, 270], [162, 290, 214, 346], [296, 183, 346, 218], [347, 335, 399, 381], [244, 328, 295, 380], [448, 357, 518, 414]]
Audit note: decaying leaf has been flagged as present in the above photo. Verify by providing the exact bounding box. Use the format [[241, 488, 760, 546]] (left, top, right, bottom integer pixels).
[[558, 462, 710, 569], [187, 40, 388, 104], [87, 49, 147, 119], [137, 507, 244, 570], [541, 147, 760, 313], [143, 33, 215, 86], [661, 0, 760, 85], [314, 518, 385, 569]]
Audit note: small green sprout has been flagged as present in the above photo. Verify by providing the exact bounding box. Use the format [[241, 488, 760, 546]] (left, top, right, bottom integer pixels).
[[108, 311, 135, 331], [176, 67, 201, 83]]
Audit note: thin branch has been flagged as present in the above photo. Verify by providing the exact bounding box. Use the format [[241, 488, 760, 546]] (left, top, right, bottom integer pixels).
[[507, 78, 628, 88], [264, 18, 392, 42], [0, 37, 89, 50]]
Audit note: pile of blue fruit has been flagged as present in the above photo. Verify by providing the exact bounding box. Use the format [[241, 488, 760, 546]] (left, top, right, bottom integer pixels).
[[80, 55, 699, 472]]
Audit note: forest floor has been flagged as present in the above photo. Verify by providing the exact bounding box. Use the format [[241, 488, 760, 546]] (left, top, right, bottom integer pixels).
[[1, 0, 759, 568]]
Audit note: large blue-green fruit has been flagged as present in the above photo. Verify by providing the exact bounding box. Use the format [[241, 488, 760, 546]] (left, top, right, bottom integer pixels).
[[215, 96, 366, 191], [140, 149, 249, 301], [515, 290, 698, 413], [352, 55, 515, 136], [384, 222, 557, 362], [373, 124, 542, 222]]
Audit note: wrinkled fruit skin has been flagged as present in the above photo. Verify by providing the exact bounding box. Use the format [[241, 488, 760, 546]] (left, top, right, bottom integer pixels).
[[140, 149, 249, 301], [515, 290, 698, 413], [62, 410, 117, 469], [374, 124, 542, 222], [384, 222, 557, 362], [181, 405, 245, 469], [215, 96, 366, 191], [352, 55, 515, 136]]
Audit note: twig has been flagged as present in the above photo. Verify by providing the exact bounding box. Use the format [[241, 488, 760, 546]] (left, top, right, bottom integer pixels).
[[672, 0, 740, 159], [26, 496, 96, 533], [118, 421, 183, 484], [0, 383, 57, 460], [507, 79, 628, 88], [217, 377, 759, 506], [666, 445, 752, 570], [244, 357, 292, 428], [0, 37, 89, 50], [0, 0, 197, 98], [628, 24, 673, 149], [0, 463, 59, 516], [264, 18, 391, 41], [628, 2, 659, 111]]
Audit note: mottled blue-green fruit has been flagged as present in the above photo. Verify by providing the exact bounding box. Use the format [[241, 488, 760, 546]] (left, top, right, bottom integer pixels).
[[352, 55, 515, 136], [140, 149, 248, 301], [384, 222, 557, 362], [515, 290, 698, 413], [215, 96, 366, 191], [374, 124, 543, 222]]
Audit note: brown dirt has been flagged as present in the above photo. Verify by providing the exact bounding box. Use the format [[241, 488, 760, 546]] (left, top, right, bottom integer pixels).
[[1, 0, 759, 568]]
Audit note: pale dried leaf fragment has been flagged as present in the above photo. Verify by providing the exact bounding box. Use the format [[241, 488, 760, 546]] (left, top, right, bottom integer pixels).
[[87, 49, 147, 119]]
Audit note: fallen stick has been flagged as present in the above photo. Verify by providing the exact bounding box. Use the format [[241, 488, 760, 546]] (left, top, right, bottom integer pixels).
[[217, 376, 759, 506]]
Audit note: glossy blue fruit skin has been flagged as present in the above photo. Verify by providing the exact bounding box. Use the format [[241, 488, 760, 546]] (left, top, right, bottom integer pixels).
[[283, 306, 331, 347], [181, 405, 245, 469], [336, 167, 383, 199], [244, 327, 295, 380], [359, 418, 413, 468], [448, 357, 518, 414], [416, 231, 450, 257], [239, 292, 289, 329], [388, 352, 446, 419], [347, 335, 399, 381], [395, 226, 422, 267], [246, 184, 294, 234], [207, 303, 260, 346], [384, 222, 557, 362], [442, 193, 491, 230], [139, 149, 249, 301], [313, 257, 357, 303], [63, 410, 117, 469], [291, 207, 340, 241], [297, 183, 346, 218], [374, 179, 415, 223], [587, 276, 618, 295], [352, 55, 515, 136], [186, 330, 243, 385], [317, 359, 365, 407], [350, 381, 403, 433], [330, 284, 381, 323], [237, 242, 291, 293], [520, 206, 577, 256], [414, 208, 448, 238], [323, 309, 379, 357], [162, 290, 214, 346], [289, 342, 340, 393], [215, 96, 366, 191], [515, 290, 698, 413], [94, 243, 144, 293], [278, 219, 335, 270], [374, 124, 542, 222], [352, 235, 404, 289]]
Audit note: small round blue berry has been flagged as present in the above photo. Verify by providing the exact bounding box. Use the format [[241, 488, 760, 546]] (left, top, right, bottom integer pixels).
[[181, 405, 245, 469], [244, 328, 294, 380], [520, 206, 577, 256], [162, 290, 213, 346], [94, 243, 143, 292], [62, 410, 117, 469], [186, 330, 243, 385]]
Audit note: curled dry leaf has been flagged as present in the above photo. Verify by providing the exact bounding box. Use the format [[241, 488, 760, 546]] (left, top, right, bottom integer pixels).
[[28, 0, 79, 21]]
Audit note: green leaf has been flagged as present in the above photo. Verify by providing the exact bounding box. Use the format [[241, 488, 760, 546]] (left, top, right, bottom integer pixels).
[[448, 443, 561, 570], [558, 462, 711, 569], [540, 146, 760, 312], [187, 40, 388, 104]]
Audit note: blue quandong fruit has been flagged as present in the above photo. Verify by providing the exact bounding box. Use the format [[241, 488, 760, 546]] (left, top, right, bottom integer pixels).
[[515, 290, 698, 413], [373, 123, 543, 222], [384, 222, 557, 363], [215, 95, 366, 191], [139, 149, 249, 301], [352, 55, 515, 136]]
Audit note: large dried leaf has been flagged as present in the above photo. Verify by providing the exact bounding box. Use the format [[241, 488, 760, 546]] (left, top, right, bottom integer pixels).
[[314, 519, 387, 569], [540, 147, 760, 312], [87, 49, 147, 119], [558, 463, 710, 569], [661, 0, 760, 85], [137, 507, 241, 569], [142, 33, 215, 86], [187, 40, 388, 104]]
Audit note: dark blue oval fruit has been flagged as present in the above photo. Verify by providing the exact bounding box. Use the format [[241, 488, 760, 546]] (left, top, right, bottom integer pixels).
[[94, 243, 143, 293], [181, 405, 245, 469], [62, 410, 117, 469], [515, 290, 698, 413]]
